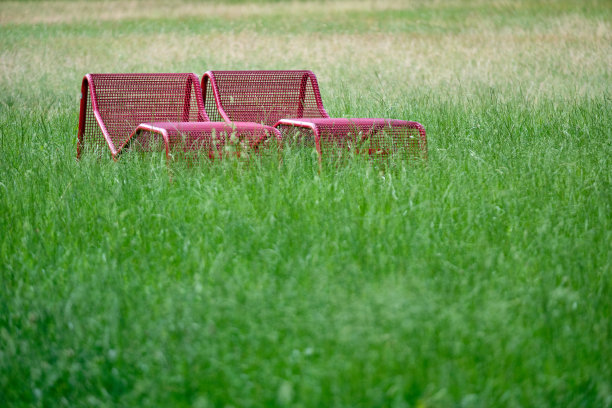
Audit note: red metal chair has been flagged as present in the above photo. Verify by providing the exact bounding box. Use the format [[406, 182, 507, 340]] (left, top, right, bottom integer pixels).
[[201, 70, 426, 162], [77, 73, 281, 163]]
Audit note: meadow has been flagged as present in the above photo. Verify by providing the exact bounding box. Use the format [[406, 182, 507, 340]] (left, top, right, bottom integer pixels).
[[1, 0, 611, 406]]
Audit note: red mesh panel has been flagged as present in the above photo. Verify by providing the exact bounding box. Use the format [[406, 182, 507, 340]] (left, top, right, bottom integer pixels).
[[202, 70, 329, 127], [77, 73, 207, 158], [277, 118, 427, 163], [128, 122, 278, 165]]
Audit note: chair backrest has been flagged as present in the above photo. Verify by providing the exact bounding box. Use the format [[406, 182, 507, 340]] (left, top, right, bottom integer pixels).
[[77, 73, 207, 158], [202, 70, 330, 127]]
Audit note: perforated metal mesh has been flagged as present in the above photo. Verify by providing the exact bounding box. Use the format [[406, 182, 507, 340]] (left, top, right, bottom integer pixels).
[[78, 73, 206, 158], [202, 70, 427, 162], [278, 118, 427, 163], [130, 122, 277, 165], [202, 70, 329, 126]]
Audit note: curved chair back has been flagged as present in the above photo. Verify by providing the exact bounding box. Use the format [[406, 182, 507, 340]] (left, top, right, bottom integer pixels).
[[202, 70, 329, 127]]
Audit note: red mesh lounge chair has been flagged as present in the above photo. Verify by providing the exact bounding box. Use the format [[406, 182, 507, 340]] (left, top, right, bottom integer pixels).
[[77, 73, 281, 162], [201, 70, 426, 162]]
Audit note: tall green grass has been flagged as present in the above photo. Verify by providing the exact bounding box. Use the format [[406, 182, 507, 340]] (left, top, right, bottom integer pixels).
[[1, 0, 611, 406]]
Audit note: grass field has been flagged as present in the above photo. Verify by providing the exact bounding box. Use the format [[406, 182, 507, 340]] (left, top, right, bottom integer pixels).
[[1, 0, 611, 406]]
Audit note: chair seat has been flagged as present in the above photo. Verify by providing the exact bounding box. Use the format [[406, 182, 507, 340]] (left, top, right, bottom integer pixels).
[[144, 121, 280, 132], [120, 121, 280, 159], [276, 117, 415, 132], [276, 118, 427, 158]]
